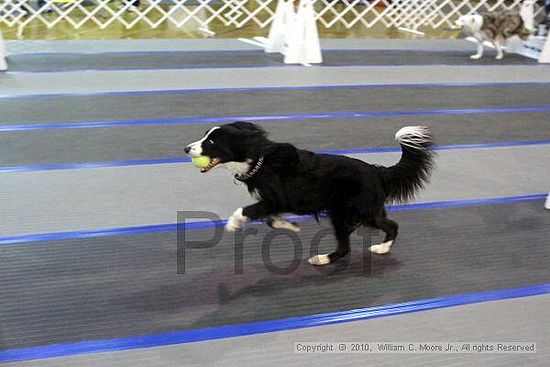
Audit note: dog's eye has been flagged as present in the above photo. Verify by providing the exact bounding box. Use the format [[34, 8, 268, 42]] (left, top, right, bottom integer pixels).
[[207, 139, 214, 145]]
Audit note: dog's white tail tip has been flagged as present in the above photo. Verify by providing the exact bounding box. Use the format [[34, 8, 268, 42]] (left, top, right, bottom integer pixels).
[[395, 126, 432, 149]]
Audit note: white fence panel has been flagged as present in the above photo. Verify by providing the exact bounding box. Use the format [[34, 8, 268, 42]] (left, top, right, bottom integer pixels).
[[0, 0, 545, 35]]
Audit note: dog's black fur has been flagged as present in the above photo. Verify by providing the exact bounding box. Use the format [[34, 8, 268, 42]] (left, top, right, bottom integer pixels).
[[186, 122, 435, 264]]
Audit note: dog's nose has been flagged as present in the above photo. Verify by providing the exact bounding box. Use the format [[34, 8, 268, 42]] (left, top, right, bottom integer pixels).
[[184, 146, 191, 154]]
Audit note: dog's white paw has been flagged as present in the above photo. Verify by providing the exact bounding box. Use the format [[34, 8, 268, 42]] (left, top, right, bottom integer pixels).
[[271, 219, 301, 233], [308, 254, 331, 266], [369, 240, 394, 254], [225, 208, 247, 232], [225, 223, 238, 232], [470, 54, 482, 60], [495, 54, 503, 60]]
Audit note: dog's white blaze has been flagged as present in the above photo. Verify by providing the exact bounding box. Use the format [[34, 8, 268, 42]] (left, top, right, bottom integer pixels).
[[369, 240, 394, 254], [225, 207, 248, 232], [271, 219, 300, 233], [185, 127, 219, 157], [308, 254, 330, 265]]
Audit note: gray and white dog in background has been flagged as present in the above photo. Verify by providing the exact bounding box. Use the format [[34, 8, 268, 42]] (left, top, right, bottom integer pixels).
[[456, 10, 533, 60]]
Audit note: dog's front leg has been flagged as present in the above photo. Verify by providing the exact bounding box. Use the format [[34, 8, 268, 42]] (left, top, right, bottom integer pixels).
[[470, 39, 484, 59], [225, 208, 248, 232], [494, 39, 504, 60], [225, 202, 275, 232]]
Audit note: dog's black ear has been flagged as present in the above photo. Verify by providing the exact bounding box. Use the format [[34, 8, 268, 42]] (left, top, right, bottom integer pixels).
[[228, 121, 268, 137]]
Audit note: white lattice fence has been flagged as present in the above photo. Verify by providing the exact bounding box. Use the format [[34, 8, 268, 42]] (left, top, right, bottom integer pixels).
[[388, 0, 545, 33], [0, 0, 544, 34]]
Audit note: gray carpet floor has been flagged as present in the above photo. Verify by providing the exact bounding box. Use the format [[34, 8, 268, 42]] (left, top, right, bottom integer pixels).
[[5, 295, 547, 367], [2, 84, 550, 125], [2, 146, 548, 236], [1, 200, 548, 350], [3, 65, 550, 97], [6, 49, 536, 72], [2, 111, 549, 167]]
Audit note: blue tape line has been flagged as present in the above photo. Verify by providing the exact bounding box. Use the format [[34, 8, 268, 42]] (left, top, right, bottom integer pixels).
[[0, 283, 547, 363], [3, 105, 550, 132], [388, 193, 547, 211], [0, 193, 545, 246], [2, 139, 549, 173], [1, 81, 549, 100]]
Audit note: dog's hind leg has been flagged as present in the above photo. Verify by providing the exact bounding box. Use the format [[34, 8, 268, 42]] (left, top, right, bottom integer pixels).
[[471, 39, 484, 59], [266, 216, 301, 232], [368, 216, 399, 255], [308, 215, 352, 266]]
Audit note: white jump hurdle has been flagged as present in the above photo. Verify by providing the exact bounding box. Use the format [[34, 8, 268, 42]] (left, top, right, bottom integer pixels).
[[283, 0, 322, 65], [265, 0, 295, 54], [502, 0, 550, 63], [239, 0, 322, 66]]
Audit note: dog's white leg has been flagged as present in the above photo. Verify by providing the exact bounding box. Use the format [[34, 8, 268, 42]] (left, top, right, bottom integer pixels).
[[369, 240, 394, 254], [225, 208, 248, 232], [267, 217, 301, 232], [308, 254, 331, 266], [494, 40, 504, 60], [470, 40, 483, 59]]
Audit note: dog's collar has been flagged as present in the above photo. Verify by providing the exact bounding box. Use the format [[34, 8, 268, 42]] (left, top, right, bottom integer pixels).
[[235, 156, 264, 181]]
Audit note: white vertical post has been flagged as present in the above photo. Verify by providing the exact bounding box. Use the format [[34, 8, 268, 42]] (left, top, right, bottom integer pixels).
[[265, 0, 295, 53], [284, 0, 322, 65], [520, 0, 536, 32], [506, 0, 550, 62], [540, 35, 550, 63], [0, 31, 6, 71]]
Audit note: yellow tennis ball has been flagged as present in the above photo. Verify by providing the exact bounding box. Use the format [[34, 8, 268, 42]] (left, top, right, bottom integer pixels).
[[192, 156, 211, 169]]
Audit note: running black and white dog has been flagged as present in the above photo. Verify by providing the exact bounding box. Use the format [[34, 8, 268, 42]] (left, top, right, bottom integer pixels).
[[456, 10, 532, 60], [185, 122, 435, 266]]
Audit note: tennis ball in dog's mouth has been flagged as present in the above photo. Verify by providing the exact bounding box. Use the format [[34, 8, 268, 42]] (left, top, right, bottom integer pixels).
[[192, 156, 211, 169]]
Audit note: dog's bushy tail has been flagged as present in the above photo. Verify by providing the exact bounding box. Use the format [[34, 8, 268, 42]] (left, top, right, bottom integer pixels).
[[382, 126, 435, 204]]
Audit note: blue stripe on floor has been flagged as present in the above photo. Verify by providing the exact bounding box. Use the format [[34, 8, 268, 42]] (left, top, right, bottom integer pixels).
[[1, 81, 549, 100], [0, 193, 545, 245], [3, 105, 550, 132], [1, 139, 549, 173], [0, 283, 547, 363]]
